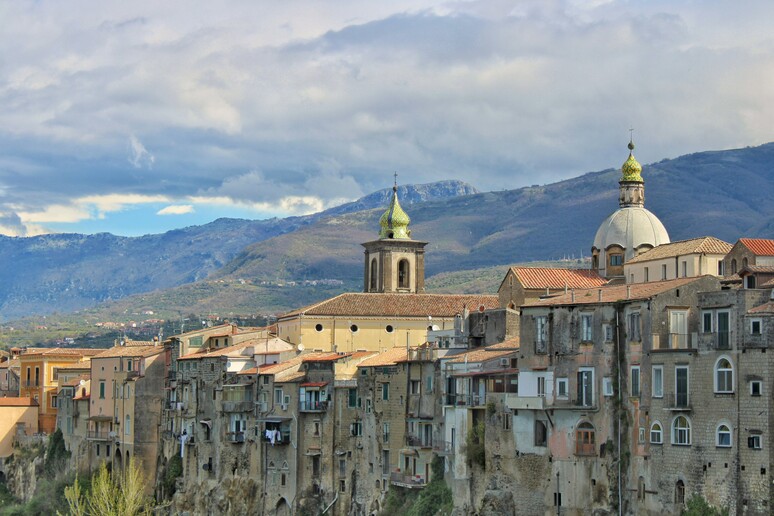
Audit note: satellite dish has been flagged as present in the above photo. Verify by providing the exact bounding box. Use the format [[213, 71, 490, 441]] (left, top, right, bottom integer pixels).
[[297, 344, 305, 351], [431, 325, 440, 331]]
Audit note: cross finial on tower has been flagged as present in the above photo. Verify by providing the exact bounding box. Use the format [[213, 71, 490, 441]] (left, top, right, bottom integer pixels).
[[628, 128, 635, 151], [393, 172, 398, 191]]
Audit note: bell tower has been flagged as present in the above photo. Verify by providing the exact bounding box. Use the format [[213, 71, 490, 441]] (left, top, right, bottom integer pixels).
[[362, 179, 427, 293]]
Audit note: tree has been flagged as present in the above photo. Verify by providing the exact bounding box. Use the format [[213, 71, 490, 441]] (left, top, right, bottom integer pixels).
[[681, 494, 729, 516], [63, 457, 152, 516], [44, 428, 71, 477]]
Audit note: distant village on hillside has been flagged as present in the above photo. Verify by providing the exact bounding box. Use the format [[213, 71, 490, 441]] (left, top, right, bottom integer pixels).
[[1, 142, 772, 515]]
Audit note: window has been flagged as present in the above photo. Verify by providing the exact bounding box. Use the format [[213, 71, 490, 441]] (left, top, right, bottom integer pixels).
[[426, 375, 433, 393], [716, 424, 732, 447], [274, 388, 284, 405], [638, 427, 645, 444], [718, 261, 725, 275], [350, 324, 358, 333], [370, 258, 378, 291], [502, 412, 511, 430], [669, 310, 688, 349], [661, 264, 667, 280], [381, 383, 389, 401], [717, 311, 730, 349], [340, 479, 346, 493], [672, 416, 691, 446], [125, 415, 131, 435], [630, 366, 640, 397], [644, 267, 649, 282], [575, 422, 595, 455], [556, 378, 568, 399], [675, 480, 685, 505], [748, 434, 762, 449], [751, 381, 762, 397], [652, 366, 663, 398], [603, 324, 613, 342], [628, 312, 641, 341], [731, 259, 737, 274], [382, 450, 390, 475], [681, 261, 687, 278], [398, 259, 410, 289], [350, 421, 362, 437], [650, 422, 663, 444], [348, 388, 357, 408], [51, 395, 58, 408], [675, 366, 689, 408], [577, 368, 594, 406], [534, 420, 547, 447], [537, 376, 545, 397], [714, 357, 733, 393], [750, 319, 762, 335], [382, 422, 390, 442], [609, 254, 623, 266], [385, 325, 394, 333], [315, 323, 323, 332], [702, 312, 713, 333], [410, 380, 420, 395], [99, 381, 106, 399], [535, 316, 547, 353], [602, 376, 613, 397], [580, 314, 592, 341]]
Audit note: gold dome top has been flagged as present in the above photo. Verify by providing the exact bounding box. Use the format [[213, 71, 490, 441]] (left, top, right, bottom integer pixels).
[[379, 185, 411, 239], [621, 141, 643, 182]]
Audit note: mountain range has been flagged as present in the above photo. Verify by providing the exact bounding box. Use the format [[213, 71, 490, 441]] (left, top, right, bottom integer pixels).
[[2, 143, 774, 323]]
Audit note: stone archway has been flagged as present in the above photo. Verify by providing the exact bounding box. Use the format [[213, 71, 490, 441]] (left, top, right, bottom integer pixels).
[[114, 447, 123, 471], [275, 497, 291, 516]]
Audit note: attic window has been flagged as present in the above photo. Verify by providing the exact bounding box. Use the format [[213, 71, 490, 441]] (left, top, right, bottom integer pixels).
[[350, 325, 359, 333], [315, 324, 324, 332], [609, 254, 622, 266], [385, 325, 394, 333]]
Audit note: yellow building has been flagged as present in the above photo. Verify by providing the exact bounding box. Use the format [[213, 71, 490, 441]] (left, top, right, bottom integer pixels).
[[277, 184, 498, 351], [18, 348, 101, 433], [0, 397, 39, 457]]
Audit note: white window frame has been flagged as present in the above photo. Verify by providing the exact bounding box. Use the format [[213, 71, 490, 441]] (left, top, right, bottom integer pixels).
[[577, 368, 595, 407], [556, 378, 569, 399], [749, 434, 762, 449], [750, 380, 762, 397], [714, 356, 734, 394], [630, 366, 640, 397], [716, 423, 732, 448], [536, 316, 547, 344], [652, 365, 663, 398], [671, 416, 691, 446], [650, 421, 663, 444], [602, 376, 613, 397], [537, 376, 546, 397], [675, 365, 690, 407], [580, 314, 593, 342], [750, 318, 762, 335]]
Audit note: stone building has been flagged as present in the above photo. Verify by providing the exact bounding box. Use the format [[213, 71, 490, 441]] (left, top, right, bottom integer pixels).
[[0, 357, 20, 397], [624, 236, 732, 284], [498, 266, 607, 310]]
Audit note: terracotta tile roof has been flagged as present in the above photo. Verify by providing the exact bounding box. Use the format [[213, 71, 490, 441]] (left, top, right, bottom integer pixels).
[[483, 337, 520, 350], [54, 362, 92, 370], [626, 237, 732, 264], [237, 367, 259, 375], [739, 265, 774, 275], [22, 347, 104, 358], [358, 347, 408, 368], [748, 302, 774, 314], [258, 353, 328, 376], [62, 374, 91, 387], [761, 278, 774, 288], [178, 341, 255, 361], [302, 352, 353, 363], [275, 370, 306, 383], [93, 345, 164, 360], [531, 276, 712, 307], [281, 293, 499, 319], [739, 238, 774, 256], [301, 381, 328, 388], [0, 397, 38, 407], [508, 267, 607, 290], [447, 345, 517, 364]]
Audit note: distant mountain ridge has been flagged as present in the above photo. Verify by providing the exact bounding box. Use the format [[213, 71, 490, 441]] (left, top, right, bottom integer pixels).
[[0, 180, 477, 320]]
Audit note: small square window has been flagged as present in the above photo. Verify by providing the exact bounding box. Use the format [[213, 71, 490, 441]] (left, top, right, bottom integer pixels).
[[751, 319, 762, 335], [751, 381, 762, 397], [556, 378, 569, 399], [748, 435, 762, 449]]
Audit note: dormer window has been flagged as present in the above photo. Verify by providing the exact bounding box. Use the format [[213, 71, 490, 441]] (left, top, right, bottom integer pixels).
[[609, 254, 623, 266]]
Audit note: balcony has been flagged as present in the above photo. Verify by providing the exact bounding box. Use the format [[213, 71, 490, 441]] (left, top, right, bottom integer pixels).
[[405, 434, 433, 449], [444, 393, 484, 407], [653, 333, 697, 351], [262, 430, 291, 446], [551, 397, 596, 411], [299, 400, 328, 413], [87, 430, 111, 441], [390, 472, 427, 489], [716, 330, 730, 350], [665, 392, 691, 411], [227, 431, 246, 443], [222, 401, 253, 413], [505, 394, 545, 411], [432, 440, 454, 455]]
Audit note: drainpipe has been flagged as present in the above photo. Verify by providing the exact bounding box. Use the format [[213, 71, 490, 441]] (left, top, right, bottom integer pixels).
[[321, 490, 338, 514], [615, 306, 623, 516]]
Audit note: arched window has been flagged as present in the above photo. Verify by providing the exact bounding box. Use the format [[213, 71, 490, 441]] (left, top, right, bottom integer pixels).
[[675, 480, 685, 505], [742, 257, 748, 269], [637, 476, 645, 500], [672, 416, 691, 446], [575, 422, 595, 456], [398, 259, 410, 289], [716, 423, 732, 447], [125, 415, 131, 436], [731, 259, 737, 274], [649, 421, 663, 444], [369, 258, 378, 291], [714, 357, 734, 393]]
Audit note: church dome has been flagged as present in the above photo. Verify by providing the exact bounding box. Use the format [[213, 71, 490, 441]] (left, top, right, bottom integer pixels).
[[379, 186, 411, 239], [593, 207, 670, 260]]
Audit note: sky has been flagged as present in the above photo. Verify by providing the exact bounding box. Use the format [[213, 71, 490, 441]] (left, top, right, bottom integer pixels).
[[1, 0, 773, 237]]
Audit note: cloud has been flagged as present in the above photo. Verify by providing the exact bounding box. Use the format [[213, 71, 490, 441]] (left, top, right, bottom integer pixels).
[[0, 1, 774, 235], [157, 204, 194, 215], [128, 135, 155, 169]]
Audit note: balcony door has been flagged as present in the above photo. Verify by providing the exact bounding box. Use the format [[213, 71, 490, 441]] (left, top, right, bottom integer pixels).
[[670, 310, 688, 349], [717, 312, 730, 349], [675, 366, 689, 407]]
